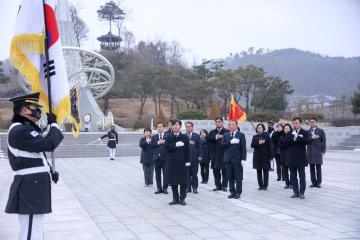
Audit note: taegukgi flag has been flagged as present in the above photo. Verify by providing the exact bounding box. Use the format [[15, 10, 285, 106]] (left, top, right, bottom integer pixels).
[[10, 0, 80, 136]]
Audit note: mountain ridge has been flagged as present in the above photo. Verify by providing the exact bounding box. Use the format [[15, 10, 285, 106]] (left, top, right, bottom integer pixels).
[[222, 48, 360, 96]]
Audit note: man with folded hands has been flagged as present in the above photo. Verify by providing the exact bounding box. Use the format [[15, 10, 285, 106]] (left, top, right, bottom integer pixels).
[[164, 119, 191, 206], [221, 120, 247, 199]]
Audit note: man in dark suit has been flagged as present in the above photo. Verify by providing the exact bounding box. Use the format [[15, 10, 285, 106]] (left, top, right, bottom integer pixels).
[[164, 119, 191, 205], [185, 121, 202, 194], [206, 117, 229, 191], [288, 117, 309, 199], [221, 120, 247, 199], [151, 122, 169, 194], [307, 117, 326, 188]]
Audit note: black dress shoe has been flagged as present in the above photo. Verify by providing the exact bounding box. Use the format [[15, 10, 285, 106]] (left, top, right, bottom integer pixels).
[[193, 189, 198, 194], [316, 184, 321, 188], [310, 183, 316, 188], [228, 193, 235, 198], [169, 200, 179, 205], [213, 187, 221, 191], [263, 187, 268, 191], [233, 193, 241, 199], [179, 200, 186, 205], [258, 187, 263, 190], [186, 189, 191, 193], [154, 189, 162, 194], [222, 187, 227, 192], [163, 189, 168, 194], [291, 193, 300, 198], [299, 194, 305, 199], [277, 178, 281, 181], [284, 185, 290, 189]]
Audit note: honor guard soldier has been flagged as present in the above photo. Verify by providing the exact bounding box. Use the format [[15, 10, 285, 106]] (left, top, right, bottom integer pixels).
[[99, 124, 119, 160], [5, 92, 64, 240]]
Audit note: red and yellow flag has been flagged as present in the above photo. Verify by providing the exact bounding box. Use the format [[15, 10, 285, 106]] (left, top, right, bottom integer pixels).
[[229, 95, 246, 122]]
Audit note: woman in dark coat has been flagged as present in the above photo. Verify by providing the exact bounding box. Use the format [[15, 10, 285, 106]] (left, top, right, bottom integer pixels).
[[279, 123, 293, 189], [199, 129, 210, 184], [271, 124, 284, 181], [139, 128, 154, 187], [164, 119, 191, 205], [251, 123, 272, 190]]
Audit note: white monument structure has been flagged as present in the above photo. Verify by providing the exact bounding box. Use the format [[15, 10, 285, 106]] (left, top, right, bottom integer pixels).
[[18, 0, 117, 131]]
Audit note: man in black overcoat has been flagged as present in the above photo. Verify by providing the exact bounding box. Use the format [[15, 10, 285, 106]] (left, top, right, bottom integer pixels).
[[206, 117, 229, 191], [288, 117, 309, 199], [164, 119, 191, 205]]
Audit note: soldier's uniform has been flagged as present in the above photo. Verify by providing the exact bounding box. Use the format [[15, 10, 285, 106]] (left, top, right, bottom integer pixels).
[[100, 126, 119, 160], [5, 93, 64, 240]]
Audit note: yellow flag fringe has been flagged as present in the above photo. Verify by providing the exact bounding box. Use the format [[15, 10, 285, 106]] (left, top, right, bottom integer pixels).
[[10, 33, 81, 136]]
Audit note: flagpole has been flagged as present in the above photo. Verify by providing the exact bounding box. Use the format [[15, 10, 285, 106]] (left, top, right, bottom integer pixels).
[[248, 119, 256, 130], [42, 0, 56, 171]]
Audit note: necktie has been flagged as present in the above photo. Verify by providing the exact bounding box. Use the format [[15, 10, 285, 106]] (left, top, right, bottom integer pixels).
[[160, 133, 163, 139], [231, 133, 234, 138], [188, 133, 191, 139]]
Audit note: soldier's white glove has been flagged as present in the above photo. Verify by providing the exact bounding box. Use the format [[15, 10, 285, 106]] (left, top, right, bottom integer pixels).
[[241, 160, 246, 167], [298, 134, 303, 138], [176, 141, 184, 147], [98, 138, 101, 141], [230, 138, 240, 144], [185, 162, 191, 167]]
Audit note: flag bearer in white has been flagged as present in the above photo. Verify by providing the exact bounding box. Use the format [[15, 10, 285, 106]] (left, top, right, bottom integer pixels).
[[5, 92, 64, 240]]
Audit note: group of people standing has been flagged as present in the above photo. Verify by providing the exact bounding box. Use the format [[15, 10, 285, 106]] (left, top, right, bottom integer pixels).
[[139, 116, 326, 205], [139, 117, 247, 205], [251, 117, 326, 199]]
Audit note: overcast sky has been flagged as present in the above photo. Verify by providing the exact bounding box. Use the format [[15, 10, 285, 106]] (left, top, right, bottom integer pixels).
[[1, 0, 360, 64]]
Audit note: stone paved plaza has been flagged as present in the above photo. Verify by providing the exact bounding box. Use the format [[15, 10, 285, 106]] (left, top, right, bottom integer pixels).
[[1, 150, 360, 240]]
